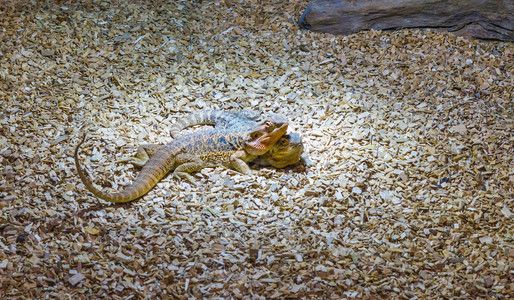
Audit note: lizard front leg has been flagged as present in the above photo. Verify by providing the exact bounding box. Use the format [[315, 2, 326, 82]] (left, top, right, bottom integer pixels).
[[230, 150, 257, 175], [118, 144, 163, 167]]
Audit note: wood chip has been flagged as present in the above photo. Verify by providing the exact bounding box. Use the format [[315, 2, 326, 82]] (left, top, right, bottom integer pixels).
[[0, 1, 511, 299], [68, 274, 85, 286]]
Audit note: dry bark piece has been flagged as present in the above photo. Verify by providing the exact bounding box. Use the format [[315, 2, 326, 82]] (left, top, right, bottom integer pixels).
[[299, 0, 514, 41]]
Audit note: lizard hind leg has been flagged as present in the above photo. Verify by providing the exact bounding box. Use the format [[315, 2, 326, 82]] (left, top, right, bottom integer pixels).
[[117, 144, 163, 167], [172, 153, 206, 184]]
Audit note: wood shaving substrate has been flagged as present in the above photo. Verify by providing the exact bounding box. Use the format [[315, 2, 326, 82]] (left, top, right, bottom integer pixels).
[[0, 1, 512, 298]]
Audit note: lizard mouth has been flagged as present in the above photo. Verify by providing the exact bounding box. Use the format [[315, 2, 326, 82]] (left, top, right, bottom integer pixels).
[[244, 123, 288, 156]]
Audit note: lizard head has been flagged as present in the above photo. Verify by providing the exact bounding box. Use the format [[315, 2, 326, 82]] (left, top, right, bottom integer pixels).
[[244, 121, 288, 156], [254, 132, 304, 168]]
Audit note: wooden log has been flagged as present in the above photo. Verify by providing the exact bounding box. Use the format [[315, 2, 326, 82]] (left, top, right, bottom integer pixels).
[[298, 0, 514, 41]]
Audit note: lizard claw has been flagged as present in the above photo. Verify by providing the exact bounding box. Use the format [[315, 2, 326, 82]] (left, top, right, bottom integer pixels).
[[117, 156, 147, 167], [173, 171, 197, 184]]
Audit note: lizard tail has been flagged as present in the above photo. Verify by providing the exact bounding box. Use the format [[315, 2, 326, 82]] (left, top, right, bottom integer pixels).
[[74, 134, 159, 203], [170, 110, 222, 138]]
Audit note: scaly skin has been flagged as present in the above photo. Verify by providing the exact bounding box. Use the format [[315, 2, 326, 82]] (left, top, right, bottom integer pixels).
[[118, 133, 306, 170], [75, 120, 288, 203], [170, 110, 307, 168], [252, 133, 304, 168], [170, 110, 262, 138]]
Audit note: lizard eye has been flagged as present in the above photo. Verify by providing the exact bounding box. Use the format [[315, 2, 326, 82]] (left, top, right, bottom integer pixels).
[[278, 137, 289, 146], [263, 120, 273, 127], [250, 131, 262, 139]]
